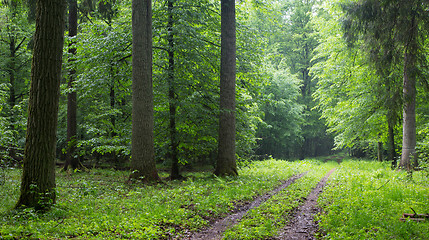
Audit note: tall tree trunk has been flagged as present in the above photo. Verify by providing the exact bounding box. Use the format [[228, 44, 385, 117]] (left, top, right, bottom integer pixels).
[[110, 84, 116, 137], [7, 2, 27, 162], [215, 0, 237, 177], [130, 0, 160, 182], [64, 0, 79, 171], [8, 36, 17, 161], [167, 0, 181, 180], [8, 38, 16, 116], [7, 1, 18, 159], [387, 113, 396, 166], [300, 68, 309, 160], [16, 0, 66, 210], [399, 14, 417, 171]]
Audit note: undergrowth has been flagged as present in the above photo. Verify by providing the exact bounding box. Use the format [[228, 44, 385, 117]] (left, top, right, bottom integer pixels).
[[317, 160, 429, 240], [3, 159, 426, 239], [223, 161, 337, 240], [0, 159, 311, 239]]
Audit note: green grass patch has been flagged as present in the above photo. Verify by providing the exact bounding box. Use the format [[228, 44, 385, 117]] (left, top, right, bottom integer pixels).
[[223, 161, 337, 240], [317, 160, 429, 240], [0, 159, 314, 239]]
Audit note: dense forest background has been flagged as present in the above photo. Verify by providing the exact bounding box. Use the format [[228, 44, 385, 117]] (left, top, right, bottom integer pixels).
[[1, 0, 428, 172]]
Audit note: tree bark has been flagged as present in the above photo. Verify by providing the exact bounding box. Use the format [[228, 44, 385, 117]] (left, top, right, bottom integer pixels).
[[167, 0, 181, 180], [399, 14, 417, 171], [16, 0, 66, 210], [64, 0, 79, 171], [377, 141, 383, 162], [215, 0, 238, 177], [110, 84, 116, 137], [130, 0, 160, 182], [8, 34, 17, 161], [387, 116, 396, 165]]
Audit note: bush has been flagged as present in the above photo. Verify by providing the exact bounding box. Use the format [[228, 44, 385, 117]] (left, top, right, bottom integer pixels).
[[416, 142, 429, 176]]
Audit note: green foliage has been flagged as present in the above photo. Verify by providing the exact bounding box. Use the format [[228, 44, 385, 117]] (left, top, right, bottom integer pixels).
[[56, 0, 268, 167], [241, 0, 334, 159], [152, 0, 221, 165], [2, 159, 428, 239], [1, 160, 314, 239], [0, 84, 8, 146], [317, 160, 429, 239], [416, 84, 429, 174], [223, 161, 337, 239], [0, 1, 33, 164], [256, 60, 303, 158], [415, 142, 429, 176], [311, 1, 402, 156]]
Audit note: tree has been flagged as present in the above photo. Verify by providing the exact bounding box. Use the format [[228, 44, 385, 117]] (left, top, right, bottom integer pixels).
[[256, 60, 303, 159], [0, 0, 32, 164], [282, 0, 328, 159], [341, 0, 429, 169], [215, 0, 237, 176], [16, 0, 66, 209], [152, 0, 221, 170], [165, 0, 181, 180], [129, 0, 160, 181], [312, 2, 402, 160], [63, 0, 79, 170], [67, 5, 132, 164]]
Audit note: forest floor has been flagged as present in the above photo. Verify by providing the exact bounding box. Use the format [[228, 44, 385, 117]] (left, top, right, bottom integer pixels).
[[184, 172, 307, 240], [273, 168, 335, 240], [184, 169, 335, 240], [1, 159, 428, 239]]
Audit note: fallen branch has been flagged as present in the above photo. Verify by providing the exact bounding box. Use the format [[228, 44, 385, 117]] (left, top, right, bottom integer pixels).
[[399, 217, 426, 222], [400, 208, 429, 222], [376, 180, 390, 190]]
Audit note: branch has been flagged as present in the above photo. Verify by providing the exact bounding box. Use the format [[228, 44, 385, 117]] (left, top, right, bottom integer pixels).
[[196, 37, 220, 48], [117, 54, 131, 63], [77, 6, 94, 24], [14, 37, 27, 52]]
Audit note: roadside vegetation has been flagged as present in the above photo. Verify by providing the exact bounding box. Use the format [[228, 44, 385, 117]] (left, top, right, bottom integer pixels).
[[317, 160, 429, 239], [223, 161, 336, 239], [1, 159, 309, 239], [1, 159, 428, 239]]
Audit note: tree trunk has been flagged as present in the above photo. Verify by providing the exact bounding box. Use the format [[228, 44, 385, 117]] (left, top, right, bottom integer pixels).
[[16, 0, 66, 210], [130, 0, 160, 182], [377, 141, 383, 162], [215, 0, 237, 177], [110, 84, 116, 137], [387, 114, 396, 166], [64, 0, 79, 171], [399, 14, 417, 171], [167, 0, 181, 180], [8, 35, 17, 161]]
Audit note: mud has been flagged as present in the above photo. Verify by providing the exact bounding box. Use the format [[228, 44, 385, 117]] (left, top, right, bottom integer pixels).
[[181, 172, 307, 240], [274, 168, 335, 240]]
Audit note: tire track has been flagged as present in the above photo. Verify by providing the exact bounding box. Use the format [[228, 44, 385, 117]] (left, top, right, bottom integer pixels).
[[274, 168, 336, 240], [182, 172, 307, 240]]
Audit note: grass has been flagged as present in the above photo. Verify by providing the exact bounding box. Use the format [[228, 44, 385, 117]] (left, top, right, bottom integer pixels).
[[2, 159, 428, 239], [223, 160, 337, 240], [317, 160, 429, 240], [0, 159, 312, 239]]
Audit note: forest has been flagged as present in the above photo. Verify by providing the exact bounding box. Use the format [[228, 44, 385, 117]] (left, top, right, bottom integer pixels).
[[1, 0, 428, 239]]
